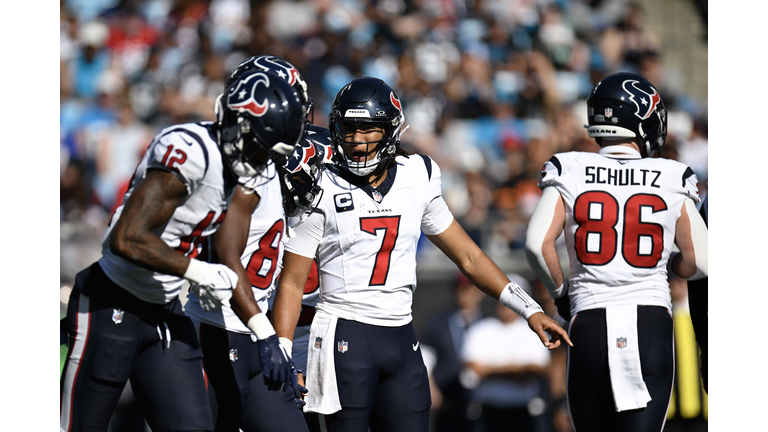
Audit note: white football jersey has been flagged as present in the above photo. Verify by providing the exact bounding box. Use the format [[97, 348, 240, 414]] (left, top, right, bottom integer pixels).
[[99, 122, 235, 304], [285, 155, 454, 327], [185, 163, 286, 333], [540, 147, 700, 313]]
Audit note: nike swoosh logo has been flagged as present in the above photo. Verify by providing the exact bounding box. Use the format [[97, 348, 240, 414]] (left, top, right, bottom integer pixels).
[[180, 134, 195, 146], [412, 341, 419, 351]]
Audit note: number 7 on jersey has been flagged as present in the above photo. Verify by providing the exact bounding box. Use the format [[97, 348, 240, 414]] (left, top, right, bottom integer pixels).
[[360, 216, 401, 286]]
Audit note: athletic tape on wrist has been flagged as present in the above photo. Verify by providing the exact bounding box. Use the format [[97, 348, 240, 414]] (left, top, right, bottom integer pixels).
[[183, 258, 209, 285], [279, 337, 293, 359], [551, 280, 568, 299], [247, 313, 276, 340], [498, 282, 544, 320]]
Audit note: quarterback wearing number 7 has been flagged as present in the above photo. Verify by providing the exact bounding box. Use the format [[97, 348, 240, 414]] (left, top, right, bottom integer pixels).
[[271, 77, 572, 432]]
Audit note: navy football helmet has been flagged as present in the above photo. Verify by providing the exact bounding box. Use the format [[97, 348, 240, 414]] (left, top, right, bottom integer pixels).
[[281, 126, 333, 218], [225, 55, 312, 125], [217, 70, 307, 178], [327, 77, 406, 176], [586, 72, 667, 157]]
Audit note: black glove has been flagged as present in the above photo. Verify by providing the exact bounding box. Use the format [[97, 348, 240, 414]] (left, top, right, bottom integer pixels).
[[554, 293, 571, 322], [257, 334, 293, 391], [291, 364, 308, 409]]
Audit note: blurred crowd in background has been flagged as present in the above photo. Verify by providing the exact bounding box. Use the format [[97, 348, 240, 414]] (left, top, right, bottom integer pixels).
[[59, 0, 708, 430], [60, 0, 708, 286]]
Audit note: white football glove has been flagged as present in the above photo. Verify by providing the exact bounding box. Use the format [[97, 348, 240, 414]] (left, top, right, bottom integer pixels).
[[184, 259, 238, 311]]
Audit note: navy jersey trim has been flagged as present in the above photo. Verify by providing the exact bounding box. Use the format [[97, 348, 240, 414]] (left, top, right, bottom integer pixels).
[[334, 163, 398, 201], [549, 156, 562, 176], [160, 126, 210, 178], [682, 166, 695, 187], [368, 163, 397, 198], [202, 122, 238, 193], [419, 154, 432, 180]]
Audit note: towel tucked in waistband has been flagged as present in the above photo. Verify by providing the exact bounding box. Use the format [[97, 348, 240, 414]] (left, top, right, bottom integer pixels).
[[606, 305, 652, 412], [303, 311, 342, 415]]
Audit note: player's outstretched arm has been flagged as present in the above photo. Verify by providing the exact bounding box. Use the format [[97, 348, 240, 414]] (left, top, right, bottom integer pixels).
[[526, 311, 572, 349], [428, 220, 572, 350], [110, 169, 192, 276], [211, 186, 264, 324]]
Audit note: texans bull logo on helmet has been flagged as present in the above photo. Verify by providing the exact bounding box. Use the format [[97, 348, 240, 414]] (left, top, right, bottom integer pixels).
[[226, 72, 271, 117], [255, 56, 301, 86], [286, 139, 317, 174], [390, 92, 402, 115], [622, 79, 661, 120], [307, 128, 334, 164], [253, 55, 307, 94]]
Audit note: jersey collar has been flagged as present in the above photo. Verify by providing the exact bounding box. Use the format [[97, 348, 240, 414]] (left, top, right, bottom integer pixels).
[[333, 162, 398, 202], [599, 145, 642, 159]]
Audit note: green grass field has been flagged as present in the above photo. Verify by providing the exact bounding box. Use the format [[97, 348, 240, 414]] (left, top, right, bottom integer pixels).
[[60, 344, 67, 376]]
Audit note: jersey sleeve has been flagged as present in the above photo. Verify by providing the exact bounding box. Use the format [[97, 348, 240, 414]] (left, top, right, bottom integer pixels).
[[284, 210, 324, 258], [538, 155, 563, 190], [421, 158, 454, 235], [422, 196, 454, 235], [426, 156, 442, 201], [146, 130, 208, 194], [681, 166, 701, 203]]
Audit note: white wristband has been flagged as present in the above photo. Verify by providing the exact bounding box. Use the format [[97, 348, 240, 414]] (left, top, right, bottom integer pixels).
[[184, 258, 208, 284], [247, 313, 276, 340], [498, 282, 544, 320], [551, 280, 568, 299], [278, 337, 293, 359]]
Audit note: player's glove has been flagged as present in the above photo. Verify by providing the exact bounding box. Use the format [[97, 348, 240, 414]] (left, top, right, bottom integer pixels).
[[257, 334, 294, 391], [291, 364, 308, 409], [280, 337, 308, 409], [279, 336, 307, 407], [184, 259, 237, 311], [554, 292, 571, 322]]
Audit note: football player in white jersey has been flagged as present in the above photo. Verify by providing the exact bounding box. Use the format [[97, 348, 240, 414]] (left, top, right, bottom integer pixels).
[[185, 125, 330, 432], [271, 77, 572, 432], [524, 72, 708, 432], [60, 70, 307, 432]]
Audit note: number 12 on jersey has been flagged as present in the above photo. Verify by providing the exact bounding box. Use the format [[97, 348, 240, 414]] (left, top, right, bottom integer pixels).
[[573, 191, 667, 268]]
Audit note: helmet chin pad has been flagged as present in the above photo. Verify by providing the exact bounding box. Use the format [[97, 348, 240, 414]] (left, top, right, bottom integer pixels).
[[338, 140, 395, 177]]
